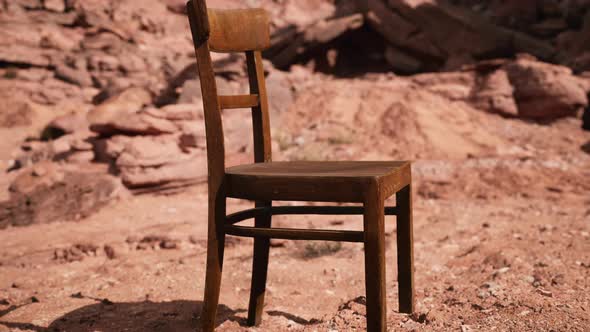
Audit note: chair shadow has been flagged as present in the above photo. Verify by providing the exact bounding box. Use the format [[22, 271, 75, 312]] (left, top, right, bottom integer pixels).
[[266, 310, 318, 325], [0, 300, 245, 332]]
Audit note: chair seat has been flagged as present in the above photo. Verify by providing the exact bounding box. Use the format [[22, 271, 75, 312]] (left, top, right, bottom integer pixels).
[[225, 161, 411, 202]]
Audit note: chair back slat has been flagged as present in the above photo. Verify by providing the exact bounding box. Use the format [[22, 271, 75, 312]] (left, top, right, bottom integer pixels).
[[219, 94, 259, 109], [246, 50, 272, 163]]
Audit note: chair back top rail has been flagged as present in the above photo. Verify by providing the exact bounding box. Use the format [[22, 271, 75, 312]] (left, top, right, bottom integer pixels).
[[208, 8, 270, 52]]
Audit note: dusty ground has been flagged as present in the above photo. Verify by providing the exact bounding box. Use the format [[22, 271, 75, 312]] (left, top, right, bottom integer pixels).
[[0, 114, 589, 331]]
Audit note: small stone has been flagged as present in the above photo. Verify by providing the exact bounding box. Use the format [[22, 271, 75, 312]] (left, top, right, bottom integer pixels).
[[103, 245, 116, 259], [44, 0, 65, 12], [160, 239, 178, 249], [32, 164, 47, 177], [518, 310, 530, 316], [71, 292, 84, 298], [51, 138, 71, 155], [409, 312, 428, 323], [492, 267, 510, 278], [188, 235, 200, 244], [126, 235, 139, 244], [101, 298, 114, 305], [270, 239, 287, 247], [537, 288, 553, 297]]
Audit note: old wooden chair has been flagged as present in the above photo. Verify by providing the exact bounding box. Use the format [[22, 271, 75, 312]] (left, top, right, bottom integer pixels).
[[186, 1, 415, 331]]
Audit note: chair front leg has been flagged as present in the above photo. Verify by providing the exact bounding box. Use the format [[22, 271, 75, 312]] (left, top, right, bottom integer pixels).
[[363, 183, 386, 332], [247, 200, 272, 326], [201, 192, 226, 332], [396, 184, 415, 313]]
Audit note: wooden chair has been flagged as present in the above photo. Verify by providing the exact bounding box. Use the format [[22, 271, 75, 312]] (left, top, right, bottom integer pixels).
[[186, 1, 415, 331]]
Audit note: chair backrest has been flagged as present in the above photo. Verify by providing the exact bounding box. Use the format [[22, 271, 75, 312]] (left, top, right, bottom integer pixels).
[[187, 0, 272, 191]]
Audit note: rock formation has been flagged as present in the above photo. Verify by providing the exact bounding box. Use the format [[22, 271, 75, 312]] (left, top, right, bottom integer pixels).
[[0, 0, 589, 227]]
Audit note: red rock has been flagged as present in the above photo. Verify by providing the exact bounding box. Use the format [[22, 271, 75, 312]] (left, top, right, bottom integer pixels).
[[39, 28, 80, 52], [66, 151, 95, 163], [119, 155, 206, 188], [505, 56, 588, 119], [50, 136, 72, 155], [161, 0, 186, 14], [176, 79, 202, 104], [265, 69, 295, 125], [9, 161, 65, 194], [470, 69, 518, 117], [46, 112, 88, 134], [143, 104, 201, 121], [55, 64, 93, 87], [88, 87, 153, 134], [1, 163, 122, 228], [93, 111, 178, 136], [0, 100, 34, 128], [44, 0, 66, 12], [70, 138, 93, 151], [115, 136, 190, 168], [103, 244, 116, 259]]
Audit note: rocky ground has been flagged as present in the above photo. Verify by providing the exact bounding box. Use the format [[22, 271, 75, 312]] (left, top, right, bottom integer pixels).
[[0, 0, 590, 331]]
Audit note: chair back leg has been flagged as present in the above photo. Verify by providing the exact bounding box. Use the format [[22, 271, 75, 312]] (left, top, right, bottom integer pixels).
[[201, 193, 227, 331], [363, 184, 387, 332], [396, 184, 415, 313], [247, 200, 273, 326]]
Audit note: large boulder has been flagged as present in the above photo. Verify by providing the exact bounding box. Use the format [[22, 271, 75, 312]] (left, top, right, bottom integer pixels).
[[505, 56, 588, 119], [0, 162, 122, 229], [267, 0, 558, 72], [89, 101, 208, 192], [414, 56, 588, 119], [105, 135, 207, 190], [90, 110, 179, 136], [0, 99, 35, 128], [88, 87, 152, 134], [44, 112, 89, 136], [468, 60, 519, 117]]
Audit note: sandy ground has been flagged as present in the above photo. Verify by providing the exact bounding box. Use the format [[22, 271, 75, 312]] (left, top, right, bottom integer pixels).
[[0, 116, 589, 331]]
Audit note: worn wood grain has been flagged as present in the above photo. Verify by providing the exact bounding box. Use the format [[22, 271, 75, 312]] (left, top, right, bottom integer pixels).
[[248, 200, 272, 326], [225, 161, 410, 202], [225, 224, 365, 242], [396, 184, 415, 313], [225, 205, 398, 224], [363, 180, 387, 332], [246, 50, 272, 163], [188, 2, 226, 331], [219, 94, 259, 109], [208, 8, 270, 52]]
